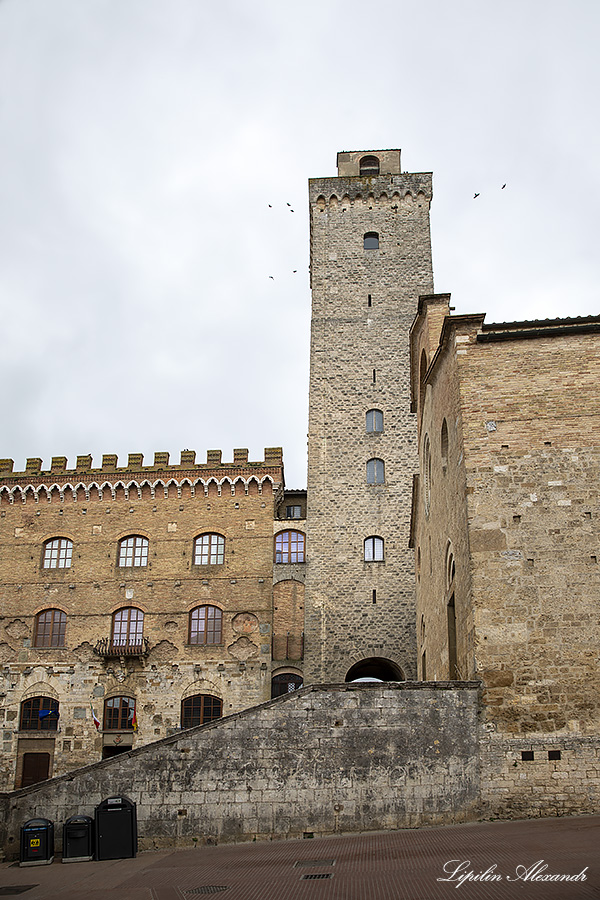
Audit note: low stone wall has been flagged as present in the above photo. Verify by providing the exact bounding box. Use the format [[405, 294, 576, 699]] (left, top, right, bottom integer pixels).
[[0, 682, 481, 858], [480, 733, 600, 820]]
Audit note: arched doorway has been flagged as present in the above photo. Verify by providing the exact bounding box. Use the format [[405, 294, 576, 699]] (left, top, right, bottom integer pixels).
[[345, 657, 404, 683]]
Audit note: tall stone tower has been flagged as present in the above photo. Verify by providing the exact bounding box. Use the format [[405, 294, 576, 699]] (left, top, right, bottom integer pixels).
[[304, 150, 434, 683]]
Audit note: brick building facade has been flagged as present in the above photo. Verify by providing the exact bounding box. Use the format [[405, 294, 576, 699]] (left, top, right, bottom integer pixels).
[[0, 449, 306, 789]]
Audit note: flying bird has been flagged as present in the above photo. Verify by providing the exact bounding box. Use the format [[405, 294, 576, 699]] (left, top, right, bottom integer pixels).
[[269, 276, 274, 280], [268, 204, 272, 208], [473, 193, 480, 199], [286, 203, 291, 207], [502, 184, 506, 189]]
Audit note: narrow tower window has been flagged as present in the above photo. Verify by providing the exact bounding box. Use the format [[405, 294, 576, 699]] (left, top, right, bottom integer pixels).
[[441, 418, 449, 471], [366, 458, 385, 484], [366, 409, 384, 433], [364, 232, 379, 250], [364, 536, 384, 561]]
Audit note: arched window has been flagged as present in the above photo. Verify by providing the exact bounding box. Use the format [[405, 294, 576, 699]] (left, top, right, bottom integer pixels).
[[20, 696, 59, 731], [366, 458, 385, 484], [359, 155, 380, 176], [194, 533, 225, 566], [43, 538, 72, 569], [181, 694, 222, 728], [275, 530, 305, 564], [363, 231, 379, 250], [34, 609, 66, 648], [111, 608, 144, 648], [118, 535, 148, 567], [364, 536, 384, 562], [446, 542, 456, 590], [441, 418, 449, 470], [104, 696, 136, 730], [271, 673, 303, 698], [189, 605, 223, 645], [366, 409, 383, 433]]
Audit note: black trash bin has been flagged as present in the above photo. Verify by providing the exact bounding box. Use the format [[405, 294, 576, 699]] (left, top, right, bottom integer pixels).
[[95, 796, 137, 860], [62, 814, 94, 863], [20, 817, 54, 867]]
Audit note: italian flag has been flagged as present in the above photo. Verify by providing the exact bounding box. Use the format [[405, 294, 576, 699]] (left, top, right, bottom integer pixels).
[[90, 704, 101, 731]]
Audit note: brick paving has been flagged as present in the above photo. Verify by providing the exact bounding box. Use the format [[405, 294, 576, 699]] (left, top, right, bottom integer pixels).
[[1, 815, 599, 900]]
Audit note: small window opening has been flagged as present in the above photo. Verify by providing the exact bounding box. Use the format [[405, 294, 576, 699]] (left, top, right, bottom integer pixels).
[[364, 232, 379, 250], [372, 589, 376, 604], [548, 749, 561, 761], [367, 294, 372, 307], [521, 750, 534, 761], [366, 459, 384, 485], [372, 369, 376, 384], [359, 155, 380, 176], [366, 409, 383, 433], [441, 419, 449, 470]]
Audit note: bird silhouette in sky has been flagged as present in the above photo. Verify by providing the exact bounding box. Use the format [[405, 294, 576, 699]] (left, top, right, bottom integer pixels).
[[502, 184, 506, 189], [474, 193, 480, 198]]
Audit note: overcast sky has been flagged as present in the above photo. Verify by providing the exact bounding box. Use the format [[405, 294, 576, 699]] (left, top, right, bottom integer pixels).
[[1, 0, 598, 488]]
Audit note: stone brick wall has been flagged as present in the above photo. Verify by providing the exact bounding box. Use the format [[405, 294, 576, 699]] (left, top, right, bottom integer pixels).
[[0, 449, 290, 790], [411, 309, 600, 736], [0, 683, 481, 858], [480, 733, 600, 819], [304, 154, 435, 683]]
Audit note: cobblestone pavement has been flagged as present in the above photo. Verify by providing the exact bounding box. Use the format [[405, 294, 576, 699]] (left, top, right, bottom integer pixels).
[[1, 815, 599, 900]]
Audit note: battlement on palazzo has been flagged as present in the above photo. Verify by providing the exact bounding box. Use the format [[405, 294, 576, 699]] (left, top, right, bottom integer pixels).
[[0, 448, 284, 504], [0, 447, 283, 479]]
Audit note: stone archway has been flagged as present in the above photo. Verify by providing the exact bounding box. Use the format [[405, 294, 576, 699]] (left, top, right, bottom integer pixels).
[[345, 657, 404, 683]]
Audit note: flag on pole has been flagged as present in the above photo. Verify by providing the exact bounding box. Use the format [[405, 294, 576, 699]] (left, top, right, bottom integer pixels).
[[90, 703, 101, 731], [131, 708, 138, 731]]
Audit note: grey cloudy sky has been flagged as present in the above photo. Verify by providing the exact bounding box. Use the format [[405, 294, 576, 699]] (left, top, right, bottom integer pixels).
[[1, 0, 598, 488]]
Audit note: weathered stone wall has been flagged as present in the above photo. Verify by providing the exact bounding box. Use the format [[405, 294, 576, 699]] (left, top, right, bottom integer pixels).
[[0, 450, 295, 790], [412, 309, 600, 736], [304, 155, 435, 683], [480, 733, 600, 819], [0, 683, 481, 859], [411, 304, 475, 683]]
